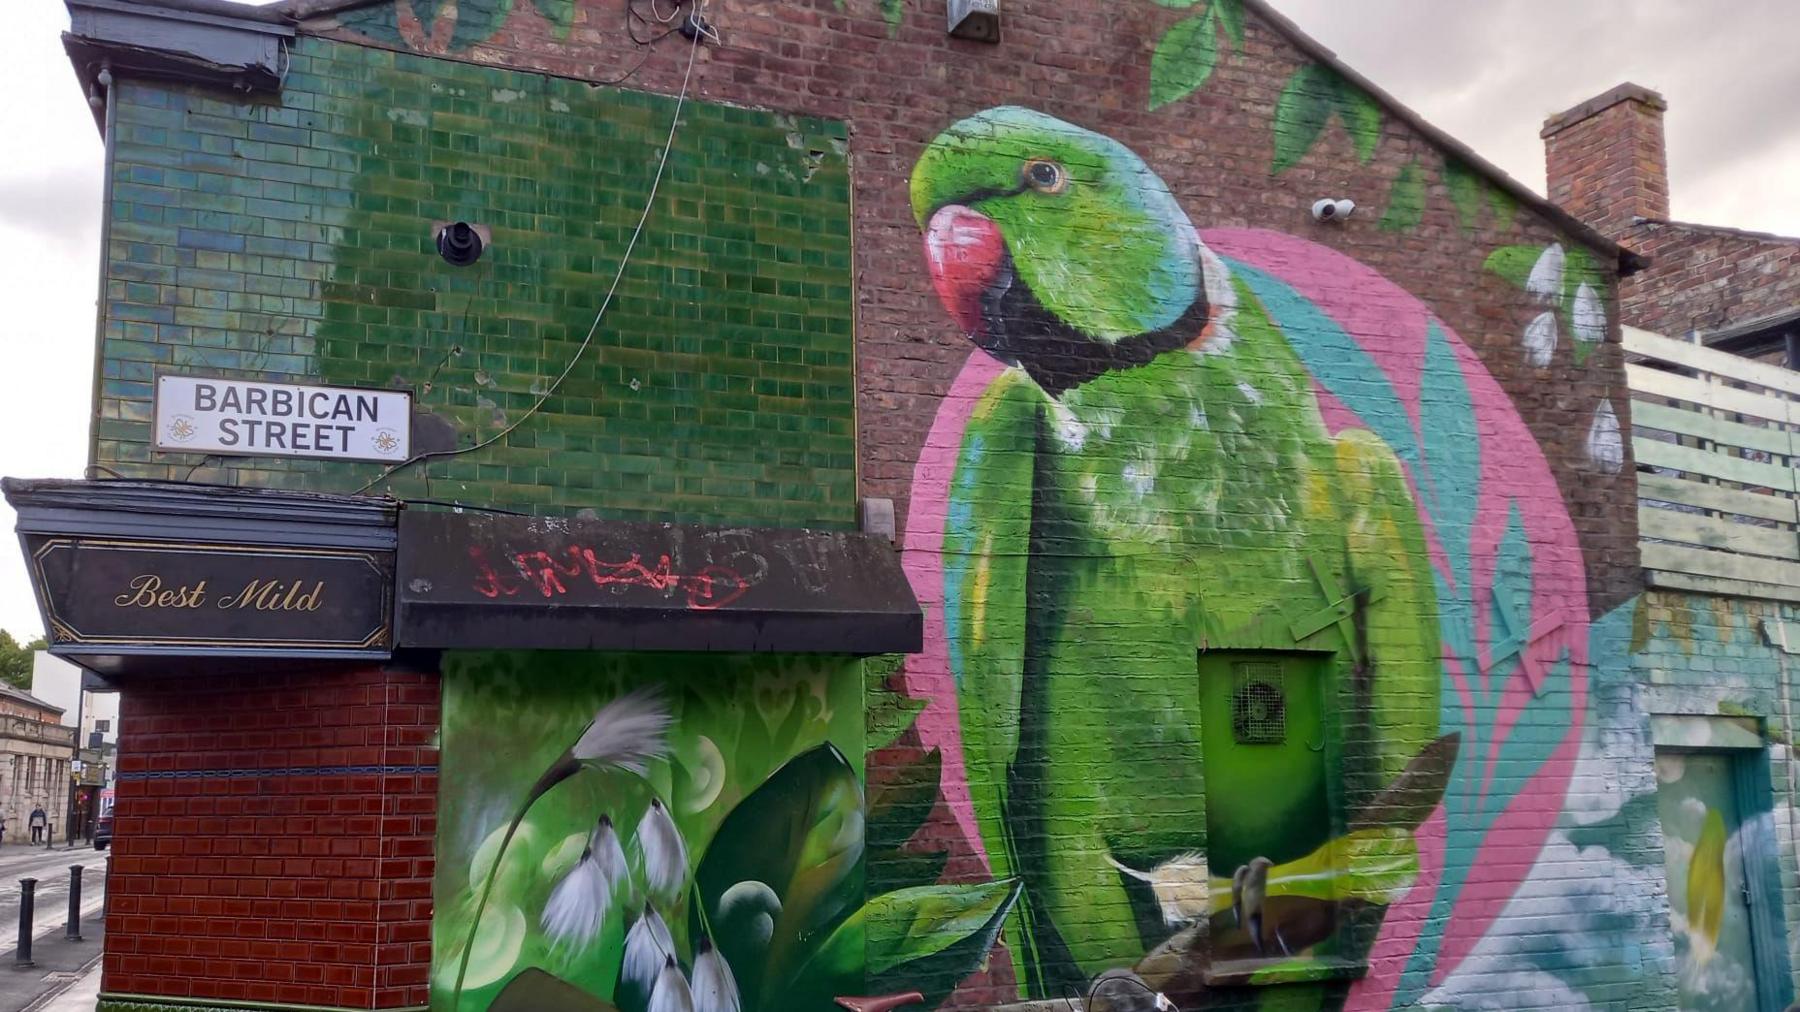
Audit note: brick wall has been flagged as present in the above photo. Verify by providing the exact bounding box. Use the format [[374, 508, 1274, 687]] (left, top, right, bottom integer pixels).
[[1542, 83, 1670, 238], [104, 665, 437, 1009]]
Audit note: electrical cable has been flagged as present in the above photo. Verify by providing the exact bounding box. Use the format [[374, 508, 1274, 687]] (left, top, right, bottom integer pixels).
[[353, 13, 707, 496]]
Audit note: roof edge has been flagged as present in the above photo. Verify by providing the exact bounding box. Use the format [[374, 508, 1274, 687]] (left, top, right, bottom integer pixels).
[[1238, 0, 1646, 276]]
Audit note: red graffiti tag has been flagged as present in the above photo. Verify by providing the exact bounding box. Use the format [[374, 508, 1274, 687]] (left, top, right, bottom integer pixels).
[[469, 544, 751, 611]]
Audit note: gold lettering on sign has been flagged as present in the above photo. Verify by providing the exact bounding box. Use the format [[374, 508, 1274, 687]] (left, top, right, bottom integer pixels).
[[217, 579, 325, 612], [113, 575, 208, 609]]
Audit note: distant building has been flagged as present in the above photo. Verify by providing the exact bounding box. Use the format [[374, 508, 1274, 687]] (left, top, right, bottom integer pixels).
[[31, 651, 118, 839], [0, 681, 75, 844], [1544, 83, 1800, 362]]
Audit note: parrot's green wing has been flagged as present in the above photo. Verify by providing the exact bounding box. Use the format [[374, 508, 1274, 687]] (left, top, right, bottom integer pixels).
[[943, 367, 1044, 983]]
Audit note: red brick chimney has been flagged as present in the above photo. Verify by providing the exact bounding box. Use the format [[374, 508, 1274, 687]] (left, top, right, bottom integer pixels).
[[1542, 83, 1670, 238]]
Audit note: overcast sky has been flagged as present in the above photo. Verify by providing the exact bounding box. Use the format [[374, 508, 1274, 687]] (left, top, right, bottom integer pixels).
[[0, 0, 1796, 639]]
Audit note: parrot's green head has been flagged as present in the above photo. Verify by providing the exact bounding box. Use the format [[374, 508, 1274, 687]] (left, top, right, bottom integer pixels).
[[910, 106, 1226, 393]]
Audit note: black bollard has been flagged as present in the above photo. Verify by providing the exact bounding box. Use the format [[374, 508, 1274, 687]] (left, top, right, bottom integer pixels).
[[15, 878, 36, 967], [65, 866, 83, 942]]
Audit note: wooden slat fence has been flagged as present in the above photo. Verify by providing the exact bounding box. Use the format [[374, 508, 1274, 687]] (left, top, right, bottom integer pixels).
[[1626, 326, 1800, 602]]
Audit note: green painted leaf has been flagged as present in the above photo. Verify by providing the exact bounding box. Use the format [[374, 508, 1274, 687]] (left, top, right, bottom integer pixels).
[[1688, 808, 1727, 950], [528, 0, 574, 35], [1486, 181, 1519, 231], [866, 659, 926, 752], [694, 744, 865, 1011], [867, 748, 941, 851], [1442, 157, 1484, 230], [1272, 64, 1336, 174], [1215, 0, 1246, 49], [1483, 245, 1542, 289], [1149, 11, 1220, 111], [870, 879, 1023, 1005], [882, 0, 904, 33], [1380, 160, 1426, 233], [1333, 79, 1382, 163], [868, 847, 949, 894]]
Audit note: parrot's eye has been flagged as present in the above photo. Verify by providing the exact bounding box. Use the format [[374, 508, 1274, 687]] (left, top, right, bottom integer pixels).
[[1023, 159, 1067, 194]]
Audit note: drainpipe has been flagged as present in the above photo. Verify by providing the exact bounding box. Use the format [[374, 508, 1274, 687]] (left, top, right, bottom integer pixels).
[[86, 62, 117, 476]]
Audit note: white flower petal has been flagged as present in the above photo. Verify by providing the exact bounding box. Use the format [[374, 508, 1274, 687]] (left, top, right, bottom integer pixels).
[[1587, 400, 1624, 473], [649, 956, 696, 1012], [1572, 283, 1606, 344], [693, 939, 742, 1012], [1526, 243, 1564, 303], [1522, 311, 1558, 367], [637, 799, 690, 906], [572, 687, 673, 774], [621, 905, 677, 1009], [594, 816, 629, 892], [540, 853, 609, 947]]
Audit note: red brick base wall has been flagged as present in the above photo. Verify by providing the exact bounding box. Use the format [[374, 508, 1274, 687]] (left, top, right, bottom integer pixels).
[[104, 665, 438, 1010]]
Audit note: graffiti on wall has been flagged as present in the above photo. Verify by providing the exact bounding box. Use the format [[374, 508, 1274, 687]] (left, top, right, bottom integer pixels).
[[430, 652, 1020, 1012], [893, 106, 1596, 1009]]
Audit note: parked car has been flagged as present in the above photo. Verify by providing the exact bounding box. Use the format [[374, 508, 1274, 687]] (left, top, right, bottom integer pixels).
[[93, 788, 113, 851]]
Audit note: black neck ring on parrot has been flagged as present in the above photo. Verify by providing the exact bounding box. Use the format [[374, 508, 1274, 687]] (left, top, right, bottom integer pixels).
[[976, 264, 1211, 397]]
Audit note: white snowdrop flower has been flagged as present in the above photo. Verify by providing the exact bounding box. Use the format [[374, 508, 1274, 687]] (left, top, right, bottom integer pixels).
[[649, 955, 696, 1012], [636, 798, 690, 906], [540, 816, 624, 948], [1522, 311, 1558, 367], [1587, 400, 1624, 474], [1571, 283, 1606, 344], [1526, 243, 1564, 303], [1236, 380, 1264, 406], [692, 936, 742, 1012], [571, 687, 674, 775], [619, 903, 677, 1011]]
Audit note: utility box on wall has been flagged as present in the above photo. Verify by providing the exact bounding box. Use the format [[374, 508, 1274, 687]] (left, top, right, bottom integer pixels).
[[947, 0, 1000, 42]]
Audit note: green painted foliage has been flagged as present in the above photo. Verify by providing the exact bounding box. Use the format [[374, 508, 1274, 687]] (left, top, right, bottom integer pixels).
[[1380, 160, 1426, 232], [1442, 157, 1485, 231], [1148, 0, 1243, 110], [1272, 64, 1382, 173], [529, 0, 575, 36]]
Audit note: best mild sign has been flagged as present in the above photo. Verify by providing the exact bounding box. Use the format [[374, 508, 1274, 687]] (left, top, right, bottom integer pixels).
[[155, 376, 410, 462]]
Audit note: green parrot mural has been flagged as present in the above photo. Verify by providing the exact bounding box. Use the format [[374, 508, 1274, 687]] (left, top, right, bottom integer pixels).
[[896, 107, 1593, 1009]]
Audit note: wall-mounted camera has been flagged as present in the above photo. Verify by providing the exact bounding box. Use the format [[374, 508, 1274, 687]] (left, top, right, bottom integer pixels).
[[434, 221, 491, 266], [1311, 198, 1356, 223]]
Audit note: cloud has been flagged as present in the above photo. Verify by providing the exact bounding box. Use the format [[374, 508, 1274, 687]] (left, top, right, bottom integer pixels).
[[0, 171, 102, 258]]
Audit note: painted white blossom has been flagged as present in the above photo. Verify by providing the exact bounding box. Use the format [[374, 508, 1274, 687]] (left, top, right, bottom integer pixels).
[[636, 798, 690, 906], [540, 817, 626, 947], [620, 904, 677, 1010], [572, 687, 673, 775], [1107, 851, 1209, 927], [1522, 311, 1558, 367], [1571, 283, 1607, 344], [692, 936, 743, 1012], [1525, 243, 1564, 303], [1587, 400, 1624, 473], [649, 955, 696, 1012]]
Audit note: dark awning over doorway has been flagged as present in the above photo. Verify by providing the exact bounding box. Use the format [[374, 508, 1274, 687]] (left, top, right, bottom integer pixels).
[[395, 511, 922, 654]]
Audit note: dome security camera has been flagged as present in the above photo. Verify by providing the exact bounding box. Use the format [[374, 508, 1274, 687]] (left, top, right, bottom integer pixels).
[[1311, 198, 1356, 223]]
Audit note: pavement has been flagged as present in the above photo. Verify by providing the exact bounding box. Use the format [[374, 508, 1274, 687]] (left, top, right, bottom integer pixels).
[[0, 844, 109, 1012]]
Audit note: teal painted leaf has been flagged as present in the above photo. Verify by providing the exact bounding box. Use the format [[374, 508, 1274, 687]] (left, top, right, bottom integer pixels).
[[694, 744, 865, 1010], [1442, 157, 1484, 231], [867, 748, 941, 851], [1272, 64, 1337, 173], [528, 0, 574, 35], [1334, 80, 1382, 163], [1380, 160, 1426, 232], [1215, 0, 1246, 48], [1149, 10, 1220, 110], [882, 0, 904, 33]]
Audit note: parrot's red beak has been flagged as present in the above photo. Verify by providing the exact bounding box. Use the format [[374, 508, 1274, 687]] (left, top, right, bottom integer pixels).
[[924, 205, 1007, 337]]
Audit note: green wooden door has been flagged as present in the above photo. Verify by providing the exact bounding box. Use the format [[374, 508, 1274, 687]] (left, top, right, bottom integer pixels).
[[1655, 750, 1765, 1011]]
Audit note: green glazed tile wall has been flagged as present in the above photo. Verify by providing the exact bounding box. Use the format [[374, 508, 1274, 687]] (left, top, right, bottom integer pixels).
[[98, 37, 856, 527]]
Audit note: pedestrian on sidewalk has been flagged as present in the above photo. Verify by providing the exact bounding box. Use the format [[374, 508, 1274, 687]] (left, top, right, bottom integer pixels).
[[29, 805, 45, 844]]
